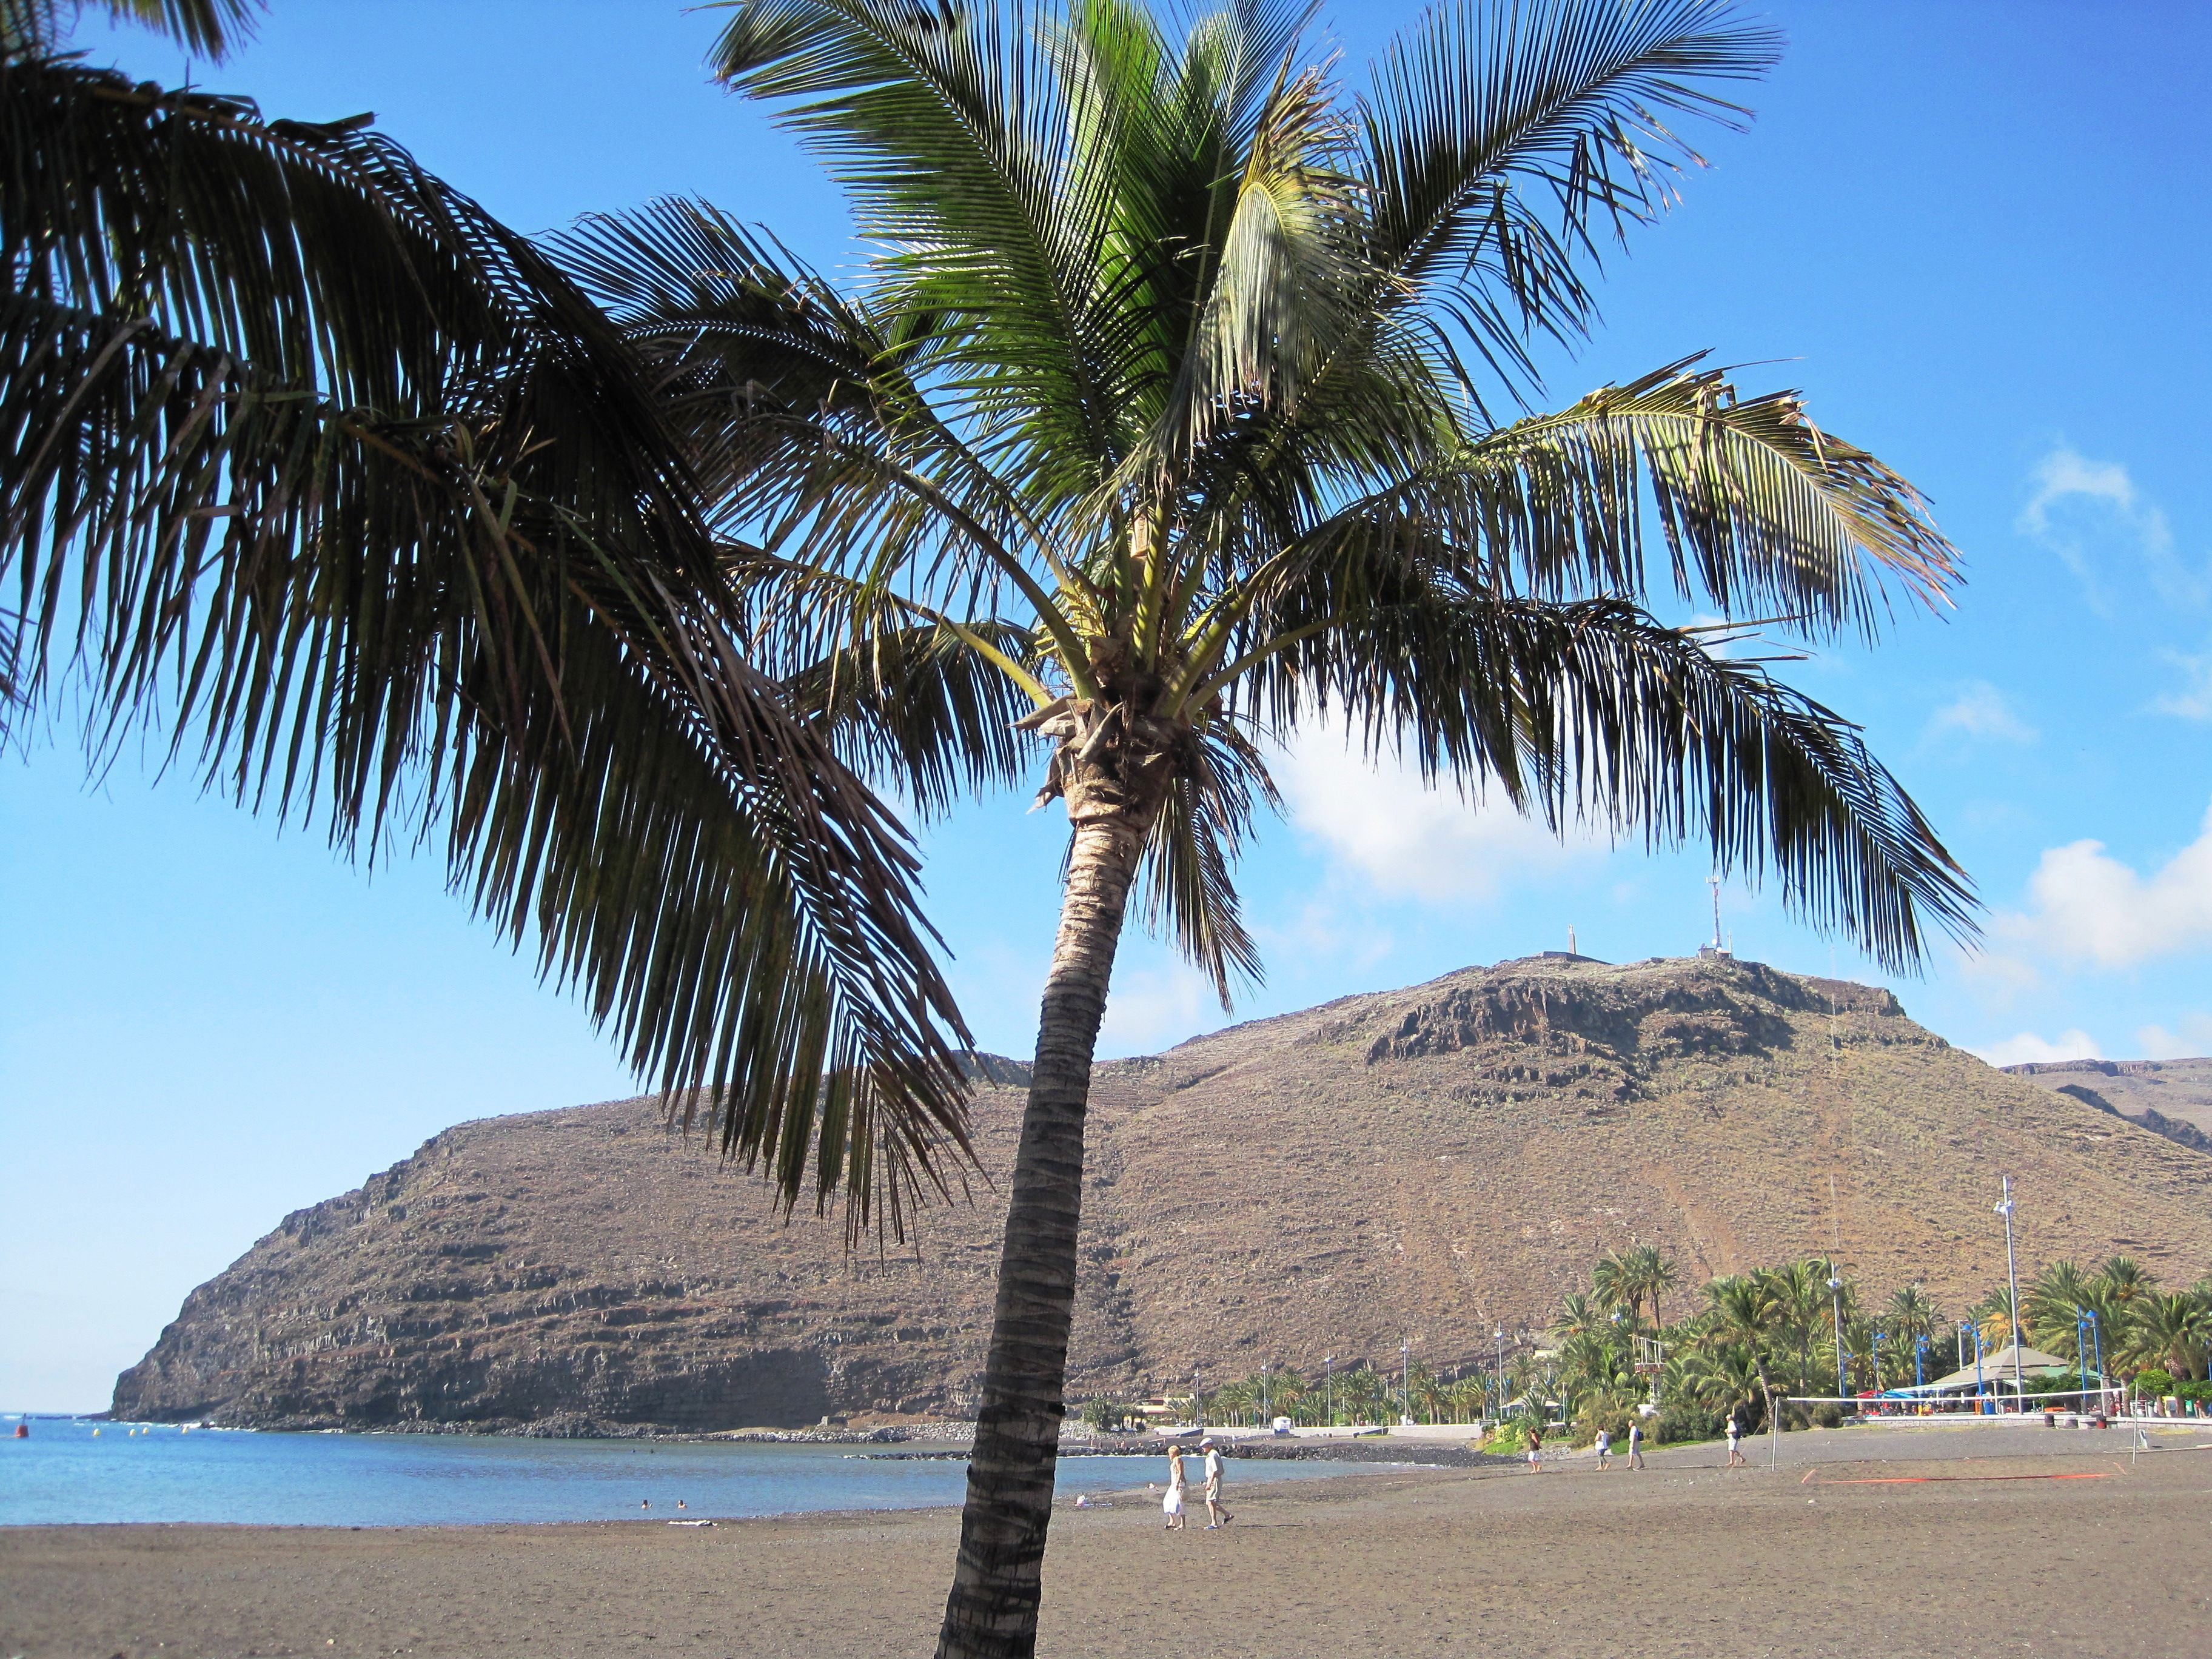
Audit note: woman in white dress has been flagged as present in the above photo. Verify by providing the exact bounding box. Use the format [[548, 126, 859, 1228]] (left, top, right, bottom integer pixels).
[[1162, 1445, 1188, 1529]]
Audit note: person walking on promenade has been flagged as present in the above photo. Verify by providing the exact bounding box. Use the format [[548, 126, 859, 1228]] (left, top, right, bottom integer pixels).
[[1725, 1413, 1747, 1468], [1162, 1446, 1188, 1530], [1526, 1423, 1544, 1471], [1627, 1420, 1646, 1469], [1200, 1438, 1233, 1527], [1594, 1427, 1612, 1470]]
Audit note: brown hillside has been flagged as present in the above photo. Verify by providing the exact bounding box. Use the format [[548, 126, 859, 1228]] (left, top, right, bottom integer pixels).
[[115, 954, 2212, 1430]]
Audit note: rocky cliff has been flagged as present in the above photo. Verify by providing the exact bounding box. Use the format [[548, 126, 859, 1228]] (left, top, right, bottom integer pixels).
[[115, 954, 2212, 1430]]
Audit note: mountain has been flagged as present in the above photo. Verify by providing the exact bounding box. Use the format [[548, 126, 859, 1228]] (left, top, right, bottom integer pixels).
[[114, 954, 2212, 1431], [2002, 1057, 2212, 1152]]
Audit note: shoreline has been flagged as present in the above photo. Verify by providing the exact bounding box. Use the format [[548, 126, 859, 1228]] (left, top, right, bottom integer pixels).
[[7, 1427, 2205, 1657]]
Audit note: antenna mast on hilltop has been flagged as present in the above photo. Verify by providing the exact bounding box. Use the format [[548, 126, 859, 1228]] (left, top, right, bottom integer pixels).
[[1700, 877, 1732, 960]]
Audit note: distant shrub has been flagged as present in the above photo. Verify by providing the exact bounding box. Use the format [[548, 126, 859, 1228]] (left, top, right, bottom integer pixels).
[[2133, 1369, 2174, 1397], [1652, 1404, 1723, 1446], [1481, 1419, 1529, 1455], [1810, 1402, 1844, 1429]]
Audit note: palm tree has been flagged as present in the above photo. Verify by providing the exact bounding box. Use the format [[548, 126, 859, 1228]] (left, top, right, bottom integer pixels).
[[1592, 1250, 1637, 1323], [1624, 1244, 1681, 1330], [1757, 1260, 1829, 1394], [1883, 1283, 1942, 1384], [1704, 1273, 1780, 1424], [1551, 1291, 1607, 1345], [2026, 1260, 2094, 1356], [572, 2, 1977, 1649], [2133, 1293, 2212, 1382], [2095, 1255, 2158, 1307], [2, 2, 979, 1241]]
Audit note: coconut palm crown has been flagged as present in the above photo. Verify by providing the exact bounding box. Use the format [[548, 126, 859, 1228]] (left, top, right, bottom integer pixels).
[[545, 2, 1982, 1652]]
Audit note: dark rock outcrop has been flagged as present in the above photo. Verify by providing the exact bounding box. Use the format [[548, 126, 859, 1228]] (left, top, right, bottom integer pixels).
[[116, 955, 2212, 1432]]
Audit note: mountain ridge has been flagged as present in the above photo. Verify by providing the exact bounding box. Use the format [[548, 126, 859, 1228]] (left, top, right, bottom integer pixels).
[[115, 953, 2212, 1431]]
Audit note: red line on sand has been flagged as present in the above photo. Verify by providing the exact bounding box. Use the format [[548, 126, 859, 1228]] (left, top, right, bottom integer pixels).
[[1800, 1471, 2111, 1486]]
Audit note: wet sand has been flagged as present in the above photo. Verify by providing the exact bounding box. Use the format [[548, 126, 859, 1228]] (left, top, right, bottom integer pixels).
[[5, 1424, 2208, 1658]]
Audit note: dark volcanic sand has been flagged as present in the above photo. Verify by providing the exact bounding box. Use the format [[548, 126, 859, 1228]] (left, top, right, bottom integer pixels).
[[5, 1424, 2208, 1658]]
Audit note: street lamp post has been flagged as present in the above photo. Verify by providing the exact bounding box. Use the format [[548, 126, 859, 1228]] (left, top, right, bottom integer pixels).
[[1324, 1356, 1333, 1430], [2086, 1311, 2104, 1412], [1493, 1328, 1505, 1425], [1826, 1265, 1846, 1401], [1400, 1339, 1412, 1425], [1914, 1334, 1926, 1391], [1192, 1366, 1202, 1430], [1996, 1176, 2023, 1409], [1261, 1363, 1270, 1427]]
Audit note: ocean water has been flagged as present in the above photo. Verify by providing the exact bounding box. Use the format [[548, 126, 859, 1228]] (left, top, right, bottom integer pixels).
[[0, 1418, 1361, 1527]]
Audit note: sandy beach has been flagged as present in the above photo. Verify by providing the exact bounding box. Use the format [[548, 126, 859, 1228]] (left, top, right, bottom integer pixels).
[[5, 1423, 2207, 1658]]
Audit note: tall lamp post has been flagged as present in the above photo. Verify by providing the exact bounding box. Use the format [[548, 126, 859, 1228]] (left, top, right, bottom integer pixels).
[[1261, 1362, 1270, 1427], [1996, 1176, 2023, 1408], [1493, 1328, 1505, 1424], [1826, 1265, 1846, 1401], [1191, 1366, 1202, 1430], [1400, 1339, 1412, 1426], [1324, 1356, 1333, 1431]]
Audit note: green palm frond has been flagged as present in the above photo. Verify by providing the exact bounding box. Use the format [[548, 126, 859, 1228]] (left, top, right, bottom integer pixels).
[[1361, 0, 1780, 387], [1227, 582, 1972, 973], [1133, 717, 1278, 1004], [1, 54, 976, 1238], [709, 0, 1127, 494]]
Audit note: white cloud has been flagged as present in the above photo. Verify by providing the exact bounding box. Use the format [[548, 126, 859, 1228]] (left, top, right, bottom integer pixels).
[[1099, 962, 1221, 1054], [2137, 1015, 2212, 1061], [2019, 447, 2206, 610], [1995, 800, 2212, 968], [1275, 721, 1600, 902], [1971, 1029, 2103, 1068], [1926, 682, 2038, 745], [2151, 650, 2212, 720]]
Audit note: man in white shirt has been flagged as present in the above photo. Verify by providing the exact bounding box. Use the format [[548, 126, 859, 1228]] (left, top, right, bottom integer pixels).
[[1199, 1438, 1233, 1527]]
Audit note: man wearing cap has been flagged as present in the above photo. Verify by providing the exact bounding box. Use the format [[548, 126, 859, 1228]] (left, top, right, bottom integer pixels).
[[1199, 1438, 1233, 1528]]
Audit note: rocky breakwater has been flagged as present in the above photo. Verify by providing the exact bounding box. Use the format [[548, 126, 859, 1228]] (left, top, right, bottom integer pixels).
[[116, 954, 2212, 1432]]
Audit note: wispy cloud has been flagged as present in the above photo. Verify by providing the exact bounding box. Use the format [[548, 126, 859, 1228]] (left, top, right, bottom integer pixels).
[[1994, 800, 2212, 968], [2019, 447, 2207, 611], [1971, 1028, 2103, 1068], [1926, 681, 2038, 745], [1098, 962, 1222, 1055], [2137, 1014, 2212, 1061], [2151, 649, 2212, 720]]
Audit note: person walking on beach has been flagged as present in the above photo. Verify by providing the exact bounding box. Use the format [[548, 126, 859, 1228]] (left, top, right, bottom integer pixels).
[[1200, 1438, 1233, 1528], [1526, 1423, 1543, 1470], [1725, 1413, 1746, 1468], [1594, 1427, 1612, 1470], [1162, 1446, 1188, 1530], [1627, 1420, 1645, 1470]]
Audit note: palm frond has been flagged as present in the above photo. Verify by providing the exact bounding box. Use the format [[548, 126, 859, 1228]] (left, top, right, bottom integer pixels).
[[1252, 592, 1975, 973], [2, 0, 257, 57], [708, 0, 1128, 494], [1361, 0, 1780, 388], [1235, 360, 1958, 648], [1, 54, 976, 1236], [1133, 717, 1278, 1003]]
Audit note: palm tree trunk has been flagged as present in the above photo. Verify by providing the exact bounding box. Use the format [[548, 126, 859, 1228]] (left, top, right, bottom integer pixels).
[[934, 811, 1146, 1659]]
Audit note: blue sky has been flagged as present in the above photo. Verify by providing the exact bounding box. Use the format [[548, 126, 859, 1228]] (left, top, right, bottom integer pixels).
[[4, 1, 2209, 1410]]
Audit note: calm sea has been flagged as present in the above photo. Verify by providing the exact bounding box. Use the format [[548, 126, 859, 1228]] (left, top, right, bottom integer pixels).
[[0, 1418, 1359, 1527]]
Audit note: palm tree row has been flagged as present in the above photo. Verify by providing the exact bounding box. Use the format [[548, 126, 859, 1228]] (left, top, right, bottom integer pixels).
[[1544, 1250, 2212, 1433]]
